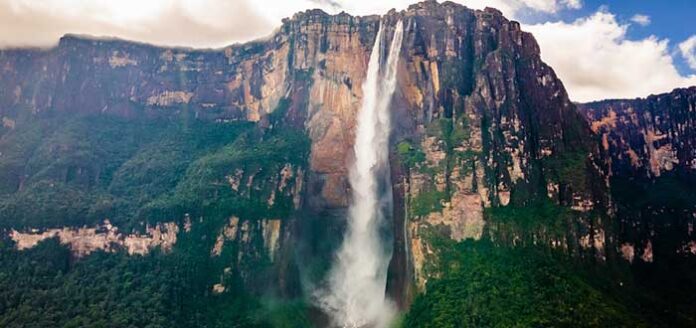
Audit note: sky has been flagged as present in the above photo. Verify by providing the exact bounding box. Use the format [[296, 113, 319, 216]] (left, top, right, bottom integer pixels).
[[0, 0, 694, 102]]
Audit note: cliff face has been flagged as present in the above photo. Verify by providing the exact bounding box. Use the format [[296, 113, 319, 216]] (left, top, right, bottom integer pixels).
[[0, 9, 381, 214], [0, 0, 628, 307], [579, 88, 696, 264], [581, 87, 696, 179]]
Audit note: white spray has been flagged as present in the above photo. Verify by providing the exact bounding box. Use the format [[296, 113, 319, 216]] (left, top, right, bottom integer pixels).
[[317, 19, 404, 328]]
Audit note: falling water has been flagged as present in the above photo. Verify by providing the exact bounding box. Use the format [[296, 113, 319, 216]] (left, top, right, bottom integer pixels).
[[317, 19, 404, 328]]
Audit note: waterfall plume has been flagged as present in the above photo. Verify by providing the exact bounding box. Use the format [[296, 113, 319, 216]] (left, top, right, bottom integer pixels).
[[316, 19, 404, 328]]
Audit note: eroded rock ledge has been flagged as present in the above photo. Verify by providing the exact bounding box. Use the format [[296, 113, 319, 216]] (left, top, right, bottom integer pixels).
[[9, 220, 180, 257]]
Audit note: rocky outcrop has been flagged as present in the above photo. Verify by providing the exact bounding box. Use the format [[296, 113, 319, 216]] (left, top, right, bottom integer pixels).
[[0, 35, 290, 122], [9, 220, 179, 257], [581, 87, 696, 179], [210, 216, 282, 262]]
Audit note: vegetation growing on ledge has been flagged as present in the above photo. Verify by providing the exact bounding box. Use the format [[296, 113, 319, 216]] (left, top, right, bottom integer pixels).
[[0, 114, 310, 230], [404, 115, 478, 219], [410, 189, 447, 218], [396, 141, 426, 169], [0, 116, 258, 229], [403, 239, 649, 328], [438, 117, 470, 154], [141, 127, 310, 223], [293, 68, 314, 83], [543, 150, 588, 192], [425, 116, 470, 158], [484, 197, 577, 244]]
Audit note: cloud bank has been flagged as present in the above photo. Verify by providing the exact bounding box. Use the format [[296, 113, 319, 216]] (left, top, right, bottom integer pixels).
[[0, 0, 272, 48], [526, 11, 696, 102]]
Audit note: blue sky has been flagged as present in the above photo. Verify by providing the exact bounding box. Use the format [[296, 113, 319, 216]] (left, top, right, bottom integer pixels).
[[567, 0, 693, 42], [518, 0, 695, 75]]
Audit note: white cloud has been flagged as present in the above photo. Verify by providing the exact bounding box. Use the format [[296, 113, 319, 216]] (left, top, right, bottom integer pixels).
[[525, 11, 696, 102], [563, 0, 582, 10], [679, 36, 696, 70], [630, 14, 651, 26]]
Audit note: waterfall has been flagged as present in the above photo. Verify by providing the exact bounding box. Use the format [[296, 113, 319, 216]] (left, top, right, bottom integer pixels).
[[317, 19, 404, 328]]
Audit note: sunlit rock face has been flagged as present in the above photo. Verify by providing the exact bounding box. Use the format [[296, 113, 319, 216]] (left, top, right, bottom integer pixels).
[[579, 87, 696, 265]]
